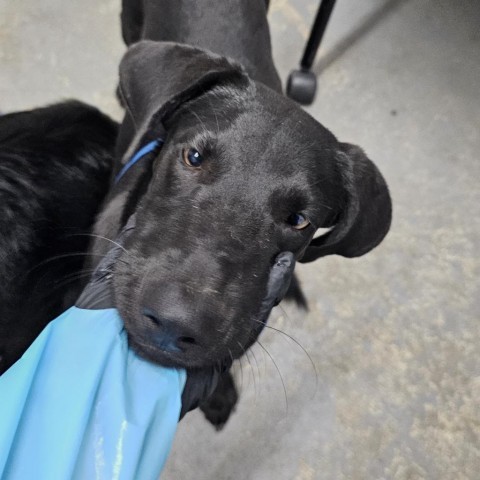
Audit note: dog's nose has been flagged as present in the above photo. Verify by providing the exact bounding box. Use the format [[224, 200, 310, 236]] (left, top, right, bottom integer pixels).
[[142, 308, 198, 353]]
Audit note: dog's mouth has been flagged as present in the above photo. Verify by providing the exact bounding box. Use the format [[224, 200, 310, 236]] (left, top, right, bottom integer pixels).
[[124, 325, 233, 370], [120, 288, 289, 370], [116, 288, 264, 370], [127, 334, 196, 368]]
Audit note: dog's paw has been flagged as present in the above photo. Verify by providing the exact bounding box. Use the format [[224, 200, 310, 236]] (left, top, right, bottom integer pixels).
[[200, 371, 238, 431]]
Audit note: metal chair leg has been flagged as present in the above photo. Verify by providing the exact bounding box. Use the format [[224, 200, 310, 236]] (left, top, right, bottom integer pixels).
[[287, 0, 336, 105]]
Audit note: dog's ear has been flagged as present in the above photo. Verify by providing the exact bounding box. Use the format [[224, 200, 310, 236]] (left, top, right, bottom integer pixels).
[[301, 143, 392, 262], [118, 40, 249, 156]]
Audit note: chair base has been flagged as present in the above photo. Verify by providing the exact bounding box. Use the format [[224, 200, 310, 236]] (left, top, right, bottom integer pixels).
[[286, 69, 317, 106]]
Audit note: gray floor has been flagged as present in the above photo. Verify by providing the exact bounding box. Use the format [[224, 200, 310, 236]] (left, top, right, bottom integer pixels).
[[1, 0, 479, 479]]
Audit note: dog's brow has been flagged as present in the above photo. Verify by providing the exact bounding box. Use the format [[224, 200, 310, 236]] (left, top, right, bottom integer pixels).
[[206, 96, 221, 135]]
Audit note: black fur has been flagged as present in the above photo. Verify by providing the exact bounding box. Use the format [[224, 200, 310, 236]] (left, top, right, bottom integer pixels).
[[199, 371, 238, 430], [0, 101, 117, 374], [89, 0, 392, 427]]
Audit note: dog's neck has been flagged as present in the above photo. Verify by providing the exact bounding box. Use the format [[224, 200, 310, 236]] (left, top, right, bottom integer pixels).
[[141, 0, 282, 92]]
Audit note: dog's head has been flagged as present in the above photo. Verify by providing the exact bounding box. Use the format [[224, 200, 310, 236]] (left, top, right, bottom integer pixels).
[[97, 41, 391, 369]]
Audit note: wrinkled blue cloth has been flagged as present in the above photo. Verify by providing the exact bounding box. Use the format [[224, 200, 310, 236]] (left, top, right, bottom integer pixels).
[[0, 307, 186, 480]]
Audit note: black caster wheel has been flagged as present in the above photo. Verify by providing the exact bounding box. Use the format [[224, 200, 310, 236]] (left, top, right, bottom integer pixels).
[[286, 69, 317, 106]]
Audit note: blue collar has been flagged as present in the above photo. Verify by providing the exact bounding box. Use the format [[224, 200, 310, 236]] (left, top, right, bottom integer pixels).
[[114, 139, 164, 184]]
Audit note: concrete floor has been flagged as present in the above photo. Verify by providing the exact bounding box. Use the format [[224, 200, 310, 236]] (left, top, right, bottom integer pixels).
[[1, 0, 479, 479]]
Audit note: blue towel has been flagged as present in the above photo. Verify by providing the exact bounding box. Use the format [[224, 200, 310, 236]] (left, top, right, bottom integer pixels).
[[0, 306, 185, 480]]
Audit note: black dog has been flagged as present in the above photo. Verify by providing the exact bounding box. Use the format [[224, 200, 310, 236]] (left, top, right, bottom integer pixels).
[[0, 101, 117, 374], [86, 0, 392, 426]]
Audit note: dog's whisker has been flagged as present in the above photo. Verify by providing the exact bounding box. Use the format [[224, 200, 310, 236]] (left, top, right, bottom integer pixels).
[[23, 251, 127, 281], [250, 346, 263, 403], [83, 290, 113, 310], [31, 270, 97, 300], [228, 348, 234, 368], [207, 96, 220, 136], [49, 269, 104, 290], [28, 250, 129, 301], [227, 349, 236, 384], [30, 262, 100, 297], [236, 340, 246, 392], [245, 350, 258, 402], [67, 233, 130, 255], [233, 356, 242, 393], [242, 343, 254, 392], [258, 342, 268, 378], [256, 340, 289, 416], [228, 348, 243, 396], [252, 317, 318, 398], [238, 355, 245, 394], [56, 265, 114, 281], [40, 264, 116, 304], [185, 107, 209, 137], [247, 352, 257, 400], [248, 346, 261, 396]]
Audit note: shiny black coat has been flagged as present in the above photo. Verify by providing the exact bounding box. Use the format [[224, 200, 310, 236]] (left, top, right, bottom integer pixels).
[[0, 101, 117, 373]]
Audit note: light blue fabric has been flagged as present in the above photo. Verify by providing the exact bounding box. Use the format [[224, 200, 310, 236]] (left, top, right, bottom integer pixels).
[[0, 307, 186, 480]]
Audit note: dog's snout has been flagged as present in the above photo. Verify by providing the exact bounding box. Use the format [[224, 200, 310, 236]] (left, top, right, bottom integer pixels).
[[142, 308, 199, 353]]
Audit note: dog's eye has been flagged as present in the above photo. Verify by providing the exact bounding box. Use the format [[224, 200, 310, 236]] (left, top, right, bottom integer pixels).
[[287, 213, 310, 230], [183, 148, 204, 168]]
